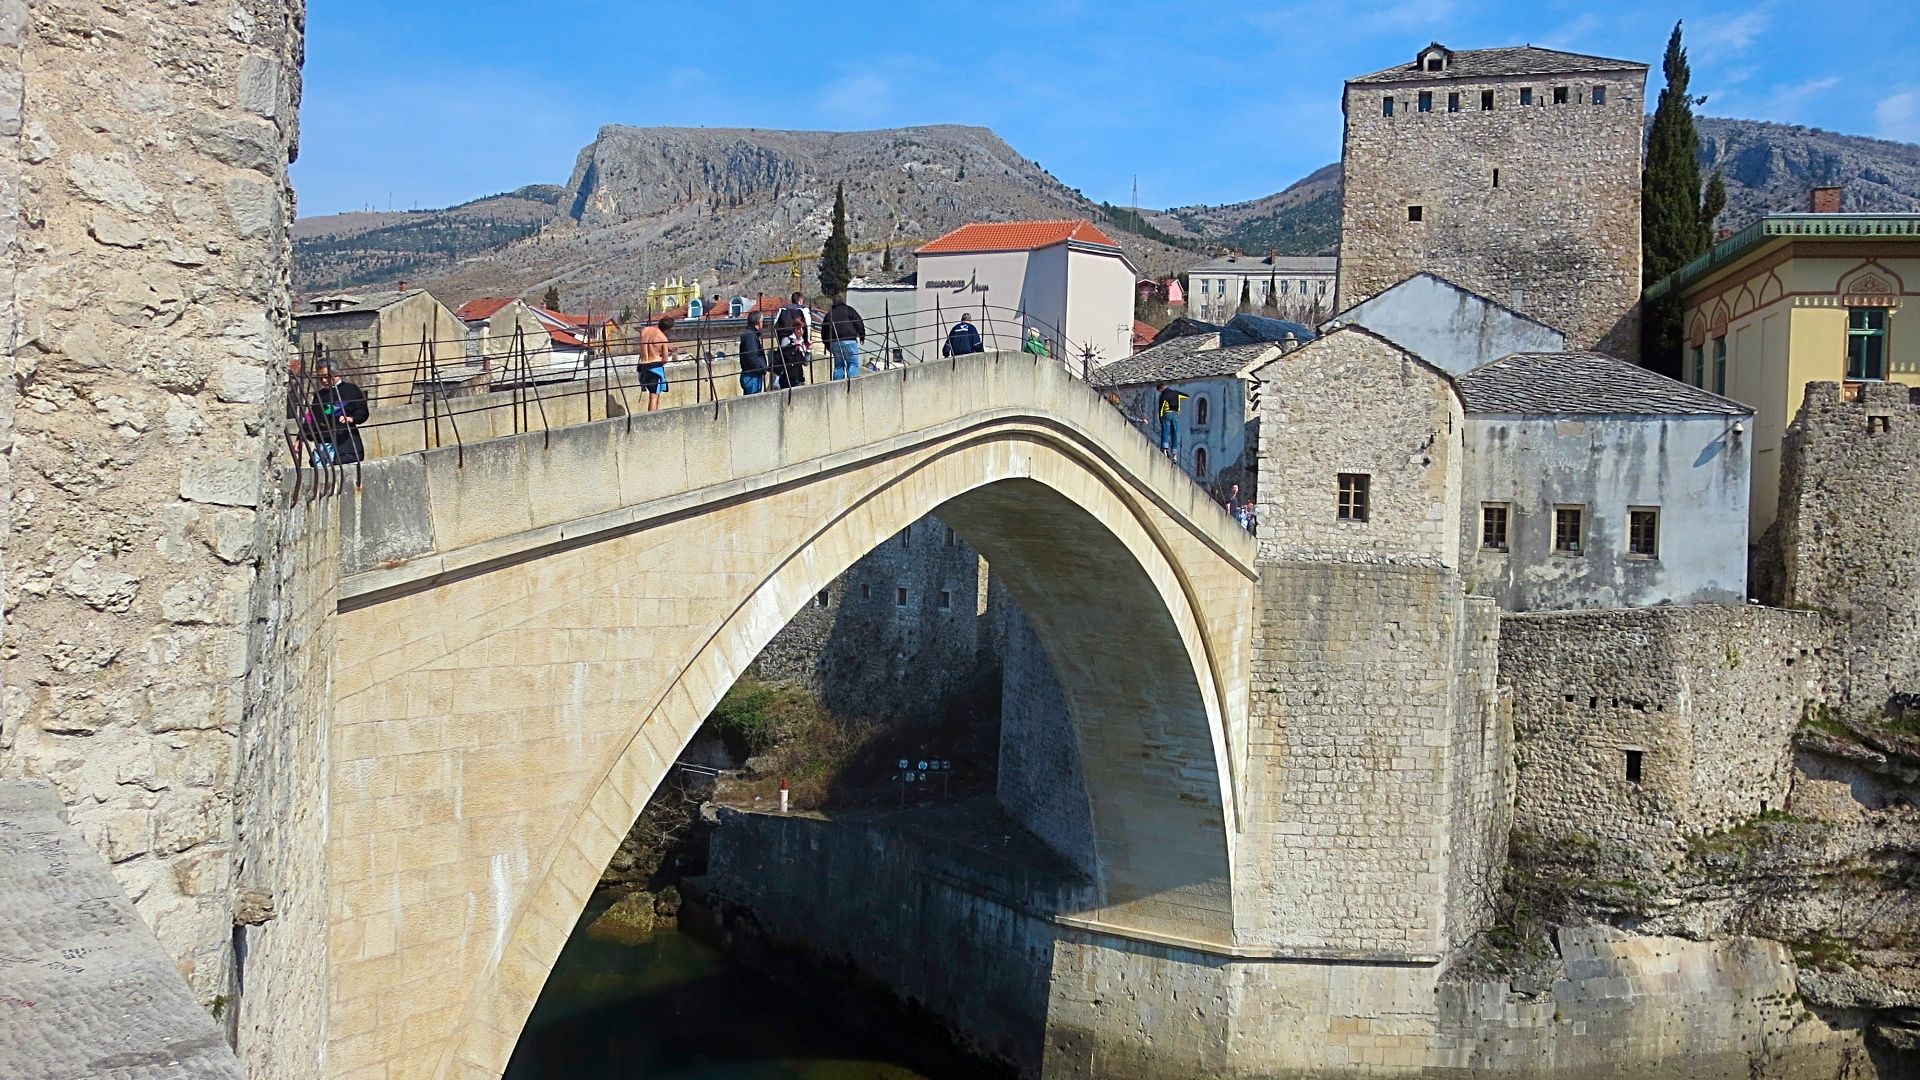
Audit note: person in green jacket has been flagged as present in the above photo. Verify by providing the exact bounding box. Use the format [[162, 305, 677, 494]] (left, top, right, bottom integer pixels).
[[1022, 327, 1050, 358]]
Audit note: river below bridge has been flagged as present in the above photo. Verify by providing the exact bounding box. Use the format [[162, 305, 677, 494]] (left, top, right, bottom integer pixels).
[[502, 892, 980, 1080]]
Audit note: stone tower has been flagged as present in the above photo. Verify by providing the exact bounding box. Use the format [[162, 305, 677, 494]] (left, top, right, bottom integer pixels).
[[1336, 42, 1647, 358]]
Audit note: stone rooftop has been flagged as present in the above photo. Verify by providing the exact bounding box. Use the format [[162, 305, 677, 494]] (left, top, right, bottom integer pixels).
[[0, 780, 244, 1080], [1351, 44, 1645, 86], [1456, 351, 1751, 416], [1088, 335, 1278, 390]]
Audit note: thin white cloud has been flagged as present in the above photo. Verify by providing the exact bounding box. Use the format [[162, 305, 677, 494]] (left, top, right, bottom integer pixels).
[[813, 73, 895, 126], [1538, 14, 1604, 51], [1878, 88, 1920, 143], [1690, 9, 1771, 61], [1769, 75, 1842, 115]]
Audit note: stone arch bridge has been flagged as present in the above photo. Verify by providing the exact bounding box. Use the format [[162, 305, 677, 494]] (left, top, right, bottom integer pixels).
[[325, 353, 1263, 1077]]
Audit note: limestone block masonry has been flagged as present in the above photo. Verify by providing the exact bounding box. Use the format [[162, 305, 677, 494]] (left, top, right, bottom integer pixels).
[[1772, 381, 1920, 715], [327, 356, 1258, 1078], [1501, 605, 1829, 852], [0, 2, 308, 1069], [1336, 57, 1646, 357]]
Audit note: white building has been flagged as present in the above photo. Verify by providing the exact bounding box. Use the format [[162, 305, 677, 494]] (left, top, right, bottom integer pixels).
[[913, 220, 1137, 367], [845, 279, 923, 366], [1186, 253, 1336, 324], [1327, 271, 1565, 375], [1087, 333, 1282, 490]]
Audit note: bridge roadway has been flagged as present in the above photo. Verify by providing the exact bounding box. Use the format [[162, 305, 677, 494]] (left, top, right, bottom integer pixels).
[[327, 352, 1260, 1079]]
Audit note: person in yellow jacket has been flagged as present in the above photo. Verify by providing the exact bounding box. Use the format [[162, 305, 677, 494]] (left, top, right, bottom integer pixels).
[[1155, 382, 1187, 455]]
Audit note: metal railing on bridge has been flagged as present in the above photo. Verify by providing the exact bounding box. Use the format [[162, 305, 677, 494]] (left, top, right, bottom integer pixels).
[[283, 302, 1131, 498]]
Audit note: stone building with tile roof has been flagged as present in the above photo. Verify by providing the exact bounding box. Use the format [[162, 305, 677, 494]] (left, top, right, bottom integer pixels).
[[1336, 41, 1647, 359], [294, 288, 468, 402], [1456, 351, 1753, 610]]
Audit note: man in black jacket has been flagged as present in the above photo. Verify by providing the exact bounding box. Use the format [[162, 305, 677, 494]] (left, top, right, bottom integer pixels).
[[822, 293, 866, 380], [773, 291, 810, 387], [309, 359, 370, 465], [738, 311, 769, 394]]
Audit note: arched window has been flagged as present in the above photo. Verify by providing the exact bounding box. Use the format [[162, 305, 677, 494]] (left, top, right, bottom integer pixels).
[[1193, 446, 1209, 477], [1194, 396, 1210, 426]]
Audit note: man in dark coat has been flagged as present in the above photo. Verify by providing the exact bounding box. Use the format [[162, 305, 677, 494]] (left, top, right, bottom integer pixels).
[[738, 310, 769, 394], [942, 313, 984, 357], [309, 359, 370, 465]]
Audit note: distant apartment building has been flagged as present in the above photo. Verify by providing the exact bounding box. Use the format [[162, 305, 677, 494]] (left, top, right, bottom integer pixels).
[[1185, 253, 1335, 324], [1645, 203, 1920, 534], [913, 220, 1137, 366], [1337, 42, 1647, 357], [293, 288, 468, 402]]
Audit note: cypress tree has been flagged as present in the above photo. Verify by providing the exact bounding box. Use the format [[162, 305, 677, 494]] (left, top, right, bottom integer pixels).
[[542, 284, 561, 310], [882, 244, 894, 273], [819, 182, 852, 299], [1641, 22, 1713, 373], [1238, 279, 1252, 313]]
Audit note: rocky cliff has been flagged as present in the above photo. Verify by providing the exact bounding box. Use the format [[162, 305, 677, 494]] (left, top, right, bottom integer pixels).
[[294, 125, 1192, 305]]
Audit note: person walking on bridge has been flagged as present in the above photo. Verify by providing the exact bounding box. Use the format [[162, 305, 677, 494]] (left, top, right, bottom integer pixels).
[[307, 359, 369, 465], [822, 293, 867, 380], [943, 313, 984, 358], [738, 310, 769, 395], [639, 315, 673, 412], [1155, 381, 1186, 457], [774, 291, 811, 388]]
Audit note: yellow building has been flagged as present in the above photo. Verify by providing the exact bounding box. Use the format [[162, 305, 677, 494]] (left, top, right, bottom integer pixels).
[[1647, 212, 1920, 533], [644, 277, 700, 315]]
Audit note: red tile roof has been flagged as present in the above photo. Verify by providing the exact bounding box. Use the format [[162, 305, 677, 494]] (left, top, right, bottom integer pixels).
[[455, 297, 515, 321], [917, 219, 1120, 255], [1132, 320, 1158, 347]]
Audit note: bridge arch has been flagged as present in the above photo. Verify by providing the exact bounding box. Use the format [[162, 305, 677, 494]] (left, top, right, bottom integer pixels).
[[324, 357, 1256, 1079]]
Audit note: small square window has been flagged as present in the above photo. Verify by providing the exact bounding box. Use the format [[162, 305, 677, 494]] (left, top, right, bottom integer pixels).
[[944, 526, 956, 547], [1628, 508, 1659, 558], [815, 589, 831, 608], [938, 590, 952, 610], [895, 587, 909, 607], [1425, 57, 1442, 72], [1418, 91, 1433, 113], [1337, 473, 1370, 522], [1481, 504, 1510, 551], [1407, 205, 1423, 222], [1447, 92, 1460, 112], [1552, 85, 1569, 105], [1382, 95, 1395, 117], [1592, 85, 1606, 105], [1553, 506, 1585, 555], [1519, 87, 1533, 106], [1624, 749, 1644, 783], [1480, 89, 1494, 111]]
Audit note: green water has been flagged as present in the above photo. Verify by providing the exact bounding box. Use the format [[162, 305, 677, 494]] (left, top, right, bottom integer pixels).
[[502, 895, 942, 1080]]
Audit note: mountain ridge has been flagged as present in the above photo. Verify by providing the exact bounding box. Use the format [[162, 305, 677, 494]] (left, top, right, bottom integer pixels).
[[293, 117, 1920, 306]]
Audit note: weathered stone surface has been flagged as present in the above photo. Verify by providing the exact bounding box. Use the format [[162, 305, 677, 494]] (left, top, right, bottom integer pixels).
[[1336, 54, 1646, 356], [87, 212, 146, 249], [0, 780, 244, 1079], [179, 459, 262, 508], [586, 891, 658, 944]]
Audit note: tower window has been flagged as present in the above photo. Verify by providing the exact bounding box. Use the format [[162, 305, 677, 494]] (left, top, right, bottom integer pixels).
[[1519, 87, 1533, 106], [815, 589, 831, 608], [1337, 473, 1370, 522], [938, 590, 952, 610], [895, 587, 909, 607], [1492, 168, 1500, 188], [1425, 57, 1443, 72], [1480, 89, 1494, 111], [1446, 92, 1460, 112], [1592, 85, 1606, 105], [1407, 205, 1424, 222], [945, 525, 956, 546], [1382, 96, 1395, 117], [1628, 508, 1660, 559], [861, 584, 871, 600], [1194, 446, 1209, 476], [1553, 85, 1569, 105], [1624, 749, 1643, 783], [1194, 396, 1210, 426], [1418, 91, 1433, 113]]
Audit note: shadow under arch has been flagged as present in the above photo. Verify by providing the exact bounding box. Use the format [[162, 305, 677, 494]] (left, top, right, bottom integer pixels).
[[444, 429, 1239, 1078]]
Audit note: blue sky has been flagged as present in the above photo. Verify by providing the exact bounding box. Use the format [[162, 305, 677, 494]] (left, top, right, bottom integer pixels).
[[292, 1, 1920, 218]]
